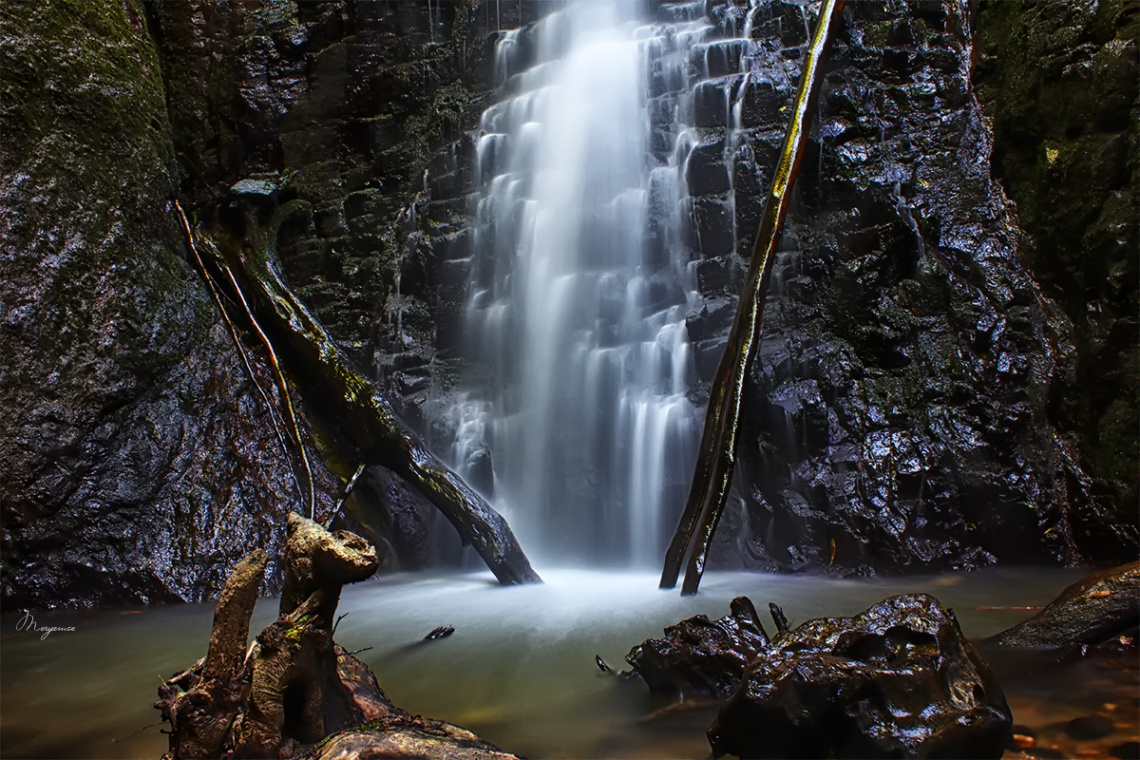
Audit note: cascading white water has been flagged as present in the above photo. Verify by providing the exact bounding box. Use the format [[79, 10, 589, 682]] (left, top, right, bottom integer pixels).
[[453, 1, 739, 567]]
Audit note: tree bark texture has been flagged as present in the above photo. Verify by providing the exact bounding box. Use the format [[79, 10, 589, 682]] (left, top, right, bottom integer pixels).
[[155, 550, 268, 760]]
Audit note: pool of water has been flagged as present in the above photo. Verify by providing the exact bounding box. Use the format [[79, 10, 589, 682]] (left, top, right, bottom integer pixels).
[[2, 567, 1136, 759]]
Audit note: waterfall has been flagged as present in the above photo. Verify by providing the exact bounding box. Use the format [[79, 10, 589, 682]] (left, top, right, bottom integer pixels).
[[452, 0, 748, 567]]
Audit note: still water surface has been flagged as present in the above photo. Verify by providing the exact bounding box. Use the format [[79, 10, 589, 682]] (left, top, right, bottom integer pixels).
[[2, 567, 1135, 759]]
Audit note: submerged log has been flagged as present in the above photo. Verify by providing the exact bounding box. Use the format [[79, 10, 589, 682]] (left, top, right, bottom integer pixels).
[[303, 715, 525, 760], [985, 561, 1140, 650], [181, 221, 540, 586], [660, 0, 846, 595]]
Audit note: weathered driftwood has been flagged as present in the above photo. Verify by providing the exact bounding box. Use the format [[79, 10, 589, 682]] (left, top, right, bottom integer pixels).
[[158, 523, 520, 760], [233, 594, 363, 757], [231, 515, 381, 756], [985, 561, 1140, 649], [661, 0, 846, 595], [182, 222, 540, 586], [155, 549, 268, 760], [280, 512, 379, 626]]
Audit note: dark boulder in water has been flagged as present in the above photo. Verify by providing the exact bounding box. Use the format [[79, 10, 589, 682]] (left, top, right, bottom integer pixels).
[[708, 594, 1011, 760], [623, 593, 1010, 759], [624, 596, 770, 700]]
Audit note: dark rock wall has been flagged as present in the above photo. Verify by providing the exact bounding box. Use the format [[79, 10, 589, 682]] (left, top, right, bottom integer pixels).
[[973, 0, 1139, 560], [146, 0, 533, 394], [2, 0, 535, 609], [0, 1, 336, 609], [143, 0, 538, 573], [695, 0, 1138, 573]]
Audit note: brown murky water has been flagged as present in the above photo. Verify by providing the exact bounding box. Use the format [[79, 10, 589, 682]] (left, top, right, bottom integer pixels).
[[2, 567, 1136, 759]]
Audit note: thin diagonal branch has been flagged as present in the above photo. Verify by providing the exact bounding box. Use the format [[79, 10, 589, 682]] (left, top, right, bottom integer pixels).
[[661, 0, 846, 595]]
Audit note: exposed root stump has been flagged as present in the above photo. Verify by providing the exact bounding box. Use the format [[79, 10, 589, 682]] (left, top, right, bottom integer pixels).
[[155, 549, 268, 759], [158, 518, 517, 759], [280, 512, 379, 625]]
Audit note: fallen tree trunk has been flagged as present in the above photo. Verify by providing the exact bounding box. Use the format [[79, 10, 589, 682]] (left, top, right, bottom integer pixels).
[[661, 0, 845, 595], [181, 215, 541, 587]]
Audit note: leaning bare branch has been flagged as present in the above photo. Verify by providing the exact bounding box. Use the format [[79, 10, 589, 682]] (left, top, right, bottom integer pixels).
[[661, 0, 846, 595]]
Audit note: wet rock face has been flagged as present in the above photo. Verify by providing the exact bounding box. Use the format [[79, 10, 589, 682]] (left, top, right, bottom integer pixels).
[[973, 0, 1140, 562], [707, 595, 1012, 760], [696, 0, 1137, 573], [146, 0, 528, 398], [625, 596, 771, 700], [146, 0, 529, 564], [0, 2, 336, 609]]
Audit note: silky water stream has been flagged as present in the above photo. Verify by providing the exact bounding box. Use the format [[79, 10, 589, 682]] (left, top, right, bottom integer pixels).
[[445, 0, 709, 567], [5, 567, 1138, 759]]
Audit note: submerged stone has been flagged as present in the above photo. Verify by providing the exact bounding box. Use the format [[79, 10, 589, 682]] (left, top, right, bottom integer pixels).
[[304, 718, 524, 760], [708, 594, 1011, 759]]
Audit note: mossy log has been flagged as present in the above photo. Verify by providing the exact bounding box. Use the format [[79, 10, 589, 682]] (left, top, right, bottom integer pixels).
[[661, 0, 845, 595], [182, 222, 541, 586]]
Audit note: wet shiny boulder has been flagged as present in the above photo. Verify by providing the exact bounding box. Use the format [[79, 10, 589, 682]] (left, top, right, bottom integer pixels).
[[708, 594, 1011, 759], [624, 596, 771, 700]]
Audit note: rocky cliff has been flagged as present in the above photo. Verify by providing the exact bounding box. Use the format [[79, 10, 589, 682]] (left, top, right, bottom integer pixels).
[[692, 0, 1137, 572], [0, 1, 337, 609], [1, 0, 1135, 609]]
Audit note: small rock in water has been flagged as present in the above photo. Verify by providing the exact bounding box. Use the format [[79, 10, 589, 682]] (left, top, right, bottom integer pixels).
[[423, 625, 455, 642], [1108, 740, 1140, 759], [1065, 715, 1115, 740], [1010, 724, 1037, 749]]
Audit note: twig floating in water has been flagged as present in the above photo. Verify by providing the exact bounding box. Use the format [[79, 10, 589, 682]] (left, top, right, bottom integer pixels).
[[422, 625, 455, 642]]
